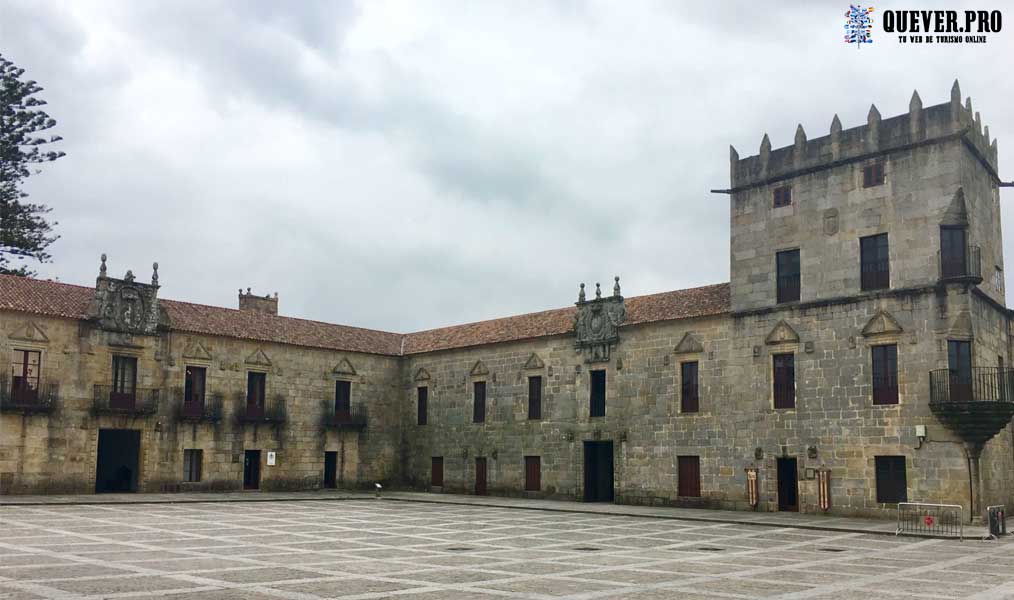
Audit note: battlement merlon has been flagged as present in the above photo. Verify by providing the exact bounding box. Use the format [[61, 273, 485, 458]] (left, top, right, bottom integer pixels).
[[728, 81, 1000, 191]]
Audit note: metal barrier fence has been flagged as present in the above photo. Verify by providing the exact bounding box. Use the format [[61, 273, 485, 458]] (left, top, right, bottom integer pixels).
[[985, 505, 1007, 540], [896, 502, 963, 540]]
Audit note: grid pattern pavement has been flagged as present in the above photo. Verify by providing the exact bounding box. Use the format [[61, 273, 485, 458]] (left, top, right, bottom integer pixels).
[[1, 500, 1012, 599]]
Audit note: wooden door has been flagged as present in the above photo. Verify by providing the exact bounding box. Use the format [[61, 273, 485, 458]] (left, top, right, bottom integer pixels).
[[475, 457, 488, 496], [584, 441, 614, 502], [323, 451, 337, 489], [677, 455, 701, 497], [244, 450, 261, 490], [777, 457, 798, 511]]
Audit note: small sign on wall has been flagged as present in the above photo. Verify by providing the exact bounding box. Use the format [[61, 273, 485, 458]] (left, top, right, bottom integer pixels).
[[266, 451, 276, 466]]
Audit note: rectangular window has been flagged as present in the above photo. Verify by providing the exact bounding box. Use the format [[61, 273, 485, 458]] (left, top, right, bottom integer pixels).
[[776, 249, 801, 303], [680, 362, 699, 413], [589, 370, 606, 417], [871, 345, 899, 405], [995, 267, 1003, 292], [947, 340, 972, 402], [10, 349, 41, 404], [677, 455, 701, 497], [431, 456, 443, 487], [183, 449, 202, 483], [184, 366, 206, 406], [528, 376, 542, 420], [246, 371, 266, 408], [772, 185, 792, 208], [860, 233, 890, 291], [940, 227, 967, 279], [112, 355, 137, 399], [473, 381, 486, 423], [863, 162, 885, 188], [773, 353, 795, 409], [524, 456, 541, 491], [334, 380, 351, 415], [417, 386, 428, 425], [875, 456, 907, 504]]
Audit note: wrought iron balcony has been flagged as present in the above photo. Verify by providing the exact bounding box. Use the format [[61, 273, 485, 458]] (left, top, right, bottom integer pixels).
[[321, 402, 368, 430], [0, 375, 58, 414], [172, 388, 223, 423], [93, 385, 159, 416], [938, 245, 982, 283], [929, 368, 1014, 447], [236, 392, 287, 425]]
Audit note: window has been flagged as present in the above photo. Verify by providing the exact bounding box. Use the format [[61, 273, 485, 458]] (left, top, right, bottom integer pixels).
[[773, 353, 795, 409], [860, 233, 890, 291], [680, 362, 699, 413], [524, 456, 541, 491], [417, 386, 428, 425], [10, 349, 41, 403], [473, 381, 486, 423], [112, 356, 137, 396], [246, 372, 266, 416], [677, 456, 701, 497], [947, 340, 972, 402], [431, 457, 443, 487], [871, 345, 898, 405], [776, 249, 800, 303], [875, 456, 907, 503], [863, 162, 885, 188], [995, 267, 1003, 293], [334, 380, 351, 415], [589, 370, 606, 417], [184, 366, 206, 406], [940, 227, 967, 278], [183, 449, 202, 483], [528, 376, 542, 420], [772, 185, 792, 208]]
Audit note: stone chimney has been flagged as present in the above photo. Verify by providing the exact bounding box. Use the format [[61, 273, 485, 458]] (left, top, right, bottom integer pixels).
[[238, 288, 278, 316]]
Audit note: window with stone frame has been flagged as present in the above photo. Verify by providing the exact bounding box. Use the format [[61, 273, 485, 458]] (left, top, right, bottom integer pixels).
[[773, 353, 795, 409], [417, 386, 428, 425], [590, 370, 606, 417], [776, 249, 800, 303], [863, 161, 885, 188], [527, 375, 542, 420], [680, 361, 699, 413], [10, 349, 41, 404], [772, 185, 792, 208], [473, 381, 486, 423], [334, 379, 351, 416], [871, 344, 899, 405], [995, 266, 1003, 293], [860, 233, 890, 291]]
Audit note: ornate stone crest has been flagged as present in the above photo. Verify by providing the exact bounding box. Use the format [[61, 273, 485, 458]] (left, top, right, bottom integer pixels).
[[88, 255, 163, 335], [573, 277, 626, 363]]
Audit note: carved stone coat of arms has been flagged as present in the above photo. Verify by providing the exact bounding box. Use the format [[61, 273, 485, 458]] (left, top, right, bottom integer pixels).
[[573, 278, 626, 363]]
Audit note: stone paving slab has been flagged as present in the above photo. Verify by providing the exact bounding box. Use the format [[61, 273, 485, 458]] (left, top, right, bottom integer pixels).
[[0, 489, 1000, 539], [0, 499, 1011, 600]]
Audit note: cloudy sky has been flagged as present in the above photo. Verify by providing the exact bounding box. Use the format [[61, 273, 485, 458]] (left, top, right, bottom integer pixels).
[[3, 1, 1012, 332]]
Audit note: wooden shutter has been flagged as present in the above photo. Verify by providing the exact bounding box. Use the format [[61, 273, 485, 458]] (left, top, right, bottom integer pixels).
[[528, 376, 542, 420], [677, 456, 701, 497]]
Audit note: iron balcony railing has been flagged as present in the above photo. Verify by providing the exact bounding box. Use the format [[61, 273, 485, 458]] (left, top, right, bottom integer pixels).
[[172, 387, 224, 423], [929, 367, 1014, 404], [92, 385, 159, 415], [0, 374, 58, 414], [235, 391, 287, 424], [938, 245, 982, 282], [321, 401, 368, 429]]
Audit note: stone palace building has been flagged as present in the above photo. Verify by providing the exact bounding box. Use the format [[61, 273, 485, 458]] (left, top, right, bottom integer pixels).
[[2, 82, 1012, 521]]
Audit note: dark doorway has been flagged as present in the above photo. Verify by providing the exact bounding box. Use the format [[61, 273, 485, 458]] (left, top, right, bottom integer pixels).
[[95, 429, 140, 493], [583, 441, 614, 502], [244, 450, 261, 490], [475, 456, 488, 496], [777, 457, 798, 511], [323, 451, 338, 489]]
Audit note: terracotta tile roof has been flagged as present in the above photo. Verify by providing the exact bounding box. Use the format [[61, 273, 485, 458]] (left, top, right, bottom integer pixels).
[[0, 274, 730, 356], [402, 283, 730, 354]]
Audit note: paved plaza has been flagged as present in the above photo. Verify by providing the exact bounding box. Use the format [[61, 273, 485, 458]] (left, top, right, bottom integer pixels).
[[1, 499, 1013, 600]]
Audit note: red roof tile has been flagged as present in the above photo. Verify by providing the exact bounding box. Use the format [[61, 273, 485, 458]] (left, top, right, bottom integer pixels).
[[0, 274, 730, 355]]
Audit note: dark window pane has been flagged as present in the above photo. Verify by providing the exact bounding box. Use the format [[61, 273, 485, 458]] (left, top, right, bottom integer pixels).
[[875, 456, 907, 503], [528, 376, 542, 420], [860, 233, 890, 291], [335, 380, 351, 414], [940, 227, 967, 278], [872, 345, 899, 405], [183, 449, 202, 483], [473, 381, 486, 423], [947, 340, 972, 402], [11, 350, 41, 404], [184, 366, 206, 406], [773, 186, 792, 207], [590, 370, 606, 417], [773, 353, 795, 409], [776, 249, 801, 303], [680, 362, 699, 413], [417, 387, 428, 425], [863, 162, 885, 188]]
